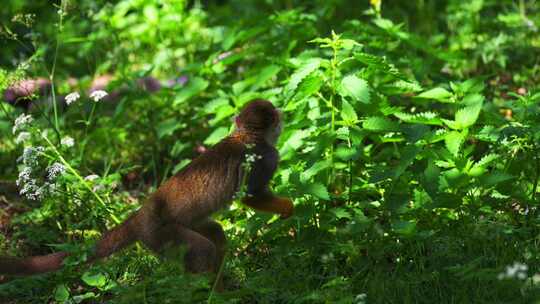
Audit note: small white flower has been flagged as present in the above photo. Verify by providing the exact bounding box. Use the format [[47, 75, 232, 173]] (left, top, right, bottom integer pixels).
[[61, 136, 74, 147], [84, 174, 100, 182], [15, 132, 31, 144], [89, 90, 108, 102], [64, 92, 80, 105], [16, 166, 33, 186], [46, 162, 65, 180], [12, 113, 33, 134], [18, 146, 44, 166], [498, 262, 529, 280]]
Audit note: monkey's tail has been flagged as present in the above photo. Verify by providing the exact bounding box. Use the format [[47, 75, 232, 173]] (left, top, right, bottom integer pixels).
[[0, 251, 69, 276], [90, 212, 140, 262], [0, 212, 140, 276]]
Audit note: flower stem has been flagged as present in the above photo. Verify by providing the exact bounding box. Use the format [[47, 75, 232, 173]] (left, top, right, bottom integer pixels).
[[41, 132, 120, 224]]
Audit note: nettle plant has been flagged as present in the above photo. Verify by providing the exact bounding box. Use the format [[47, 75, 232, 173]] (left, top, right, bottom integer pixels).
[[275, 32, 509, 236]]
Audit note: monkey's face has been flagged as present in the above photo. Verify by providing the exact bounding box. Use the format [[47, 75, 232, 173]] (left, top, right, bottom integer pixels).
[[264, 112, 282, 145]]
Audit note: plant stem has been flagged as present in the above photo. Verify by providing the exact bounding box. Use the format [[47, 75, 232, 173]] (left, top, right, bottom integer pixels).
[[41, 132, 120, 224]]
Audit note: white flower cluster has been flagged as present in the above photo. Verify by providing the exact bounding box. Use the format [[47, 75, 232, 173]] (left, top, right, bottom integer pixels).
[[498, 262, 528, 280], [12, 113, 33, 134], [84, 174, 100, 182], [245, 152, 262, 164], [15, 146, 65, 201], [61, 136, 75, 147], [15, 131, 31, 144], [64, 90, 108, 105], [17, 146, 44, 166], [354, 293, 367, 304], [64, 92, 80, 105], [47, 162, 65, 180], [89, 90, 108, 102]]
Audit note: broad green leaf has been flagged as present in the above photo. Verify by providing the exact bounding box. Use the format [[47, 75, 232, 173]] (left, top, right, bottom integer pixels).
[[300, 160, 331, 182], [454, 101, 483, 129], [305, 182, 330, 200], [204, 127, 229, 145], [340, 100, 358, 122], [392, 220, 417, 236], [331, 208, 352, 219], [444, 130, 467, 156], [335, 145, 360, 161], [156, 119, 183, 138], [416, 87, 453, 102], [363, 116, 399, 132], [54, 284, 70, 301], [339, 75, 370, 104], [252, 65, 281, 90], [173, 77, 209, 105], [285, 58, 321, 93], [82, 272, 107, 287]]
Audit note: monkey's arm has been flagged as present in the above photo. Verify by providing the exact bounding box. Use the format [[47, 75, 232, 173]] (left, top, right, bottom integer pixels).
[[241, 147, 293, 218]]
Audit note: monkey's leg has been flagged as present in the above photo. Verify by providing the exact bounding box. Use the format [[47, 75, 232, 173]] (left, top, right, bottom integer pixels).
[[242, 196, 294, 218], [193, 219, 226, 290], [173, 225, 217, 274]]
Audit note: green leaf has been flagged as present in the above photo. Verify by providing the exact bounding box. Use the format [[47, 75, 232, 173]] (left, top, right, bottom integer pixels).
[[392, 220, 417, 236], [339, 75, 370, 104], [156, 118, 183, 138], [416, 87, 453, 102], [204, 127, 229, 145], [54, 284, 70, 301], [363, 116, 399, 132], [340, 100, 358, 122], [300, 160, 331, 182], [335, 145, 360, 161], [394, 112, 443, 126], [285, 58, 321, 93], [82, 272, 107, 287], [173, 77, 209, 105], [331, 207, 352, 219], [444, 130, 467, 156], [454, 100, 483, 129], [305, 182, 330, 200]]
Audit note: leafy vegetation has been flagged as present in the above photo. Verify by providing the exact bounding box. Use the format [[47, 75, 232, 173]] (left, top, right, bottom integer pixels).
[[1, 0, 539, 303]]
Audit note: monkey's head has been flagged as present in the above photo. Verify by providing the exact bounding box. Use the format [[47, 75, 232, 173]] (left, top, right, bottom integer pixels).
[[235, 99, 282, 144]]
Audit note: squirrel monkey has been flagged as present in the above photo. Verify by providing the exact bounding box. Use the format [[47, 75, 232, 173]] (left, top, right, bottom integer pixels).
[[0, 99, 293, 287]]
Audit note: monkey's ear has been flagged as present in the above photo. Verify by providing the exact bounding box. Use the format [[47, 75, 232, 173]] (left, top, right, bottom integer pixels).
[[234, 116, 242, 128]]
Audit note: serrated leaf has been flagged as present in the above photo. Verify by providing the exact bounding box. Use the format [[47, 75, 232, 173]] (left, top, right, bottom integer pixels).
[[305, 182, 330, 200], [173, 77, 209, 105], [469, 154, 500, 176], [454, 102, 482, 129], [444, 130, 467, 156], [394, 112, 443, 125], [416, 87, 453, 102], [339, 75, 370, 104], [481, 172, 514, 186], [335, 145, 360, 161], [82, 272, 107, 287], [204, 127, 229, 145], [285, 58, 321, 93], [354, 52, 406, 80], [363, 116, 399, 132], [300, 160, 331, 182], [340, 100, 358, 122], [293, 73, 323, 102]]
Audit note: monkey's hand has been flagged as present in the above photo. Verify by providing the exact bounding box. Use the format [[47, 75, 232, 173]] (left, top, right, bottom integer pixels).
[[242, 196, 294, 219]]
